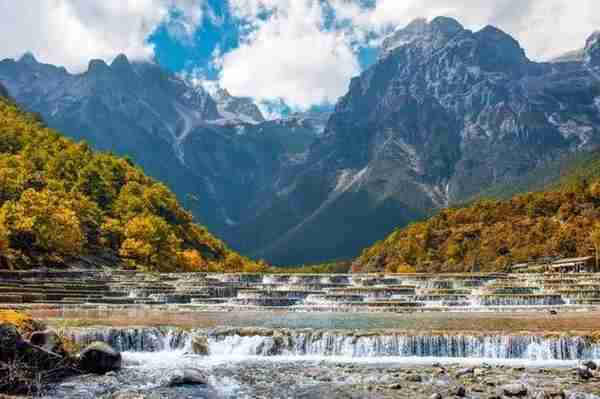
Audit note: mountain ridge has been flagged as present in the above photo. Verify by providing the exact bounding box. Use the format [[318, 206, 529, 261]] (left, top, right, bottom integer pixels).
[[0, 93, 261, 272], [2, 18, 600, 266], [230, 17, 600, 264], [352, 151, 600, 273]]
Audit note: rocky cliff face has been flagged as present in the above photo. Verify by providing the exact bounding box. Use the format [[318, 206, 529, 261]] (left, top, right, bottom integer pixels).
[[212, 88, 265, 125], [0, 54, 319, 236], [2, 19, 600, 265], [231, 18, 600, 264], [0, 81, 8, 98]]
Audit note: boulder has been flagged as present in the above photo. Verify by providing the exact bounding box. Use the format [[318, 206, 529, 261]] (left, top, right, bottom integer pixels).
[[455, 386, 466, 397], [576, 365, 593, 380], [0, 323, 21, 362], [407, 374, 422, 382], [18, 341, 64, 370], [582, 360, 598, 370], [191, 334, 210, 356], [455, 367, 474, 378], [30, 330, 63, 354], [79, 342, 121, 374], [429, 393, 442, 399], [168, 368, 209, 387], [534, 389, 566, 399], [501, 383, 528, 397]]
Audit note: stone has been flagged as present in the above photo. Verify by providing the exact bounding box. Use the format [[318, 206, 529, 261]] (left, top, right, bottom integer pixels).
[[534, 389, 566, 399], [429, 394, 442, 399], [582, 360, 598, 370], [455, 386, 466, 397], [388, 383, 402, 390], [168, 368, 209, 387], [112, 393, 145, 399], [501, 383, 528, 397], [30, 329, 63, 354], [576, 365, 593, 380], [18, 341, 64, 370], [191, 334, 210, 356], [0, 323, 21, 362], [474, 368, 487, 377], [455, 367, 474, 378], [407, 374, 423, 382], [79, 342, 122, 374]]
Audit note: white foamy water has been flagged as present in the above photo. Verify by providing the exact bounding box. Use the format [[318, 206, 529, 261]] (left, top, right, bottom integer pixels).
[[66, 327, 600, 364]]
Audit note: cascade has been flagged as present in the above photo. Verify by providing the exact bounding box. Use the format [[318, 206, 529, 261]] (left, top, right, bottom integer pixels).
[[65, 327, 600, 361], [64, 327, 191, 352]]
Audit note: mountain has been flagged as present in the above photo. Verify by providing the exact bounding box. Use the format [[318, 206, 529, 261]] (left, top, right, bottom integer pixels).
[[230, 17, 600, 265], [352, 151, 600, 273], [0, 94, 261, 272], [0, 53, 320, 242], [551, 49, 586, 63], [2, 19, 600, 266], [0, 81, 8, 98], [212, 88, 265, 125]]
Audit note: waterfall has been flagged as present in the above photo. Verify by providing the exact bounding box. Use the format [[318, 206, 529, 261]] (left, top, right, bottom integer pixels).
[[474, 295, 565, 306], [64, 327, 191, 352], [65, 327, 600, 361], [208, 332, 600, 360]]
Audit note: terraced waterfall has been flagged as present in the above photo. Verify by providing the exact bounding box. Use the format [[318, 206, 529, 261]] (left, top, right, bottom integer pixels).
[[3, 270, 600, 311], [3, 270, 600, 398]]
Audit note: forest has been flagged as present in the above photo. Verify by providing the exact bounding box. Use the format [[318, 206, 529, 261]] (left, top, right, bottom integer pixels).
[[353, 160, 600, 273], [0, 94, 265, 273]]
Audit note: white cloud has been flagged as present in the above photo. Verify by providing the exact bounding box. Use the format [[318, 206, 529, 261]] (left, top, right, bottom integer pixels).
[[216, 0, 600, 110], [0, 0, 205, 73], [219, 0, 360, 110], [328, 0, 600, 60]]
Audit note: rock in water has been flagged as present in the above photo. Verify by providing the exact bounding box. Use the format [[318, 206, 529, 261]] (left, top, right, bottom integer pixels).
[[168, 368, 209, 387], [576, 365, 593, 380], [501, 383, 528, 397], [582, 360, 598, 370], [191, 334, 210, 356], [30, 329, 63, 354], [79, 342, 122, 374], [455, 367, 474, 378], [0, 323, 21, 362]]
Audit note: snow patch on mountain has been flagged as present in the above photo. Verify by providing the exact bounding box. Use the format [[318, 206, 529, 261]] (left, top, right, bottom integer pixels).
[[334, 167, 368, 194]]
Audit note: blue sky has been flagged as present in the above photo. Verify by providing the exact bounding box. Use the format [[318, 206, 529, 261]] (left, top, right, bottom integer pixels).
[[1, 0, 599, 113]]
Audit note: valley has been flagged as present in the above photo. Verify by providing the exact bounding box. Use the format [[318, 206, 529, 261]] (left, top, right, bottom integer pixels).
[[1, 8, 600, 399], [2, 17, 600, 265]]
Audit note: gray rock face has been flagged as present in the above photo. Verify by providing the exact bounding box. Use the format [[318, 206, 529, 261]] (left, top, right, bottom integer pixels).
[[232, 19, 600, 264], [0, 81, 8, 98], [585, 31, 600, 67], [212, 88, 265, 124], [0, 53, 319, 241], [79, 342, 122, 374], [2, 20, 600, 265]]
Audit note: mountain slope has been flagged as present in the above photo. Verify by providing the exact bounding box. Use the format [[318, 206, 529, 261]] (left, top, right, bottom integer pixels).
[[0, 54, 320, 242], [232, 17, 600, 265], [0, 93, 261, 272], [2, 21, 600, 266], [352, 154, 600, 273]]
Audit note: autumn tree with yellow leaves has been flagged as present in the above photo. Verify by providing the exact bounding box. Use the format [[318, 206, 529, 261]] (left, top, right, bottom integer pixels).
[[0, 94, 264, 273], [354, 170, 600, 273]]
